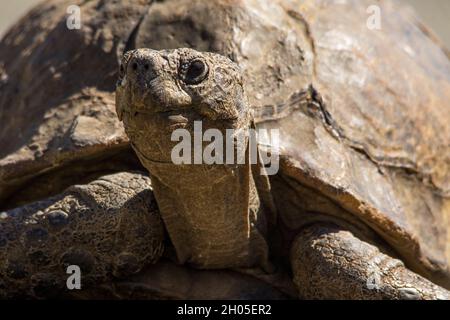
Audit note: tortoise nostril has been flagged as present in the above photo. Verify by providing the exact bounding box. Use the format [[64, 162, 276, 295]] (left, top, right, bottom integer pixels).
[[132, 62, 138, 71], [144, 64, 150, 71]]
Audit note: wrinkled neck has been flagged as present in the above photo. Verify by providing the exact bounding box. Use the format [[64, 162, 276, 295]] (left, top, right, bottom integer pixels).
[[136, 148, 270, 270]]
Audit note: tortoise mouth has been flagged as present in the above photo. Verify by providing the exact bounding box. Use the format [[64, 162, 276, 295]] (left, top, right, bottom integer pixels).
[[127, 108, 190, 129], [124, 105, 239, 124], [129, 108, 186, 116]]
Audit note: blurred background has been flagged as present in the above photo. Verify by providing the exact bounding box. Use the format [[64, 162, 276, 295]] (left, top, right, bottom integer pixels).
[[1, 0, 450, 47]]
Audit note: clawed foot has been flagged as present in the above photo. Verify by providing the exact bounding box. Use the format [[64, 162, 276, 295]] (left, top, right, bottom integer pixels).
[[0, 172, 164, 298], [290, 224, 450, 300]]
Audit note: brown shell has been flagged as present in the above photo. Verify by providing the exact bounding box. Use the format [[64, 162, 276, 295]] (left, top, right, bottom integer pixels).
[[0, 0, 149, 206], [0, 0, 449, 288], [119, 0, 450, 288], [255, 0, 450, 288]]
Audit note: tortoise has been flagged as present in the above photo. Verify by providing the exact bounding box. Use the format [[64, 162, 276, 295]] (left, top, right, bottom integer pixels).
[[0, 0, 449, 300]]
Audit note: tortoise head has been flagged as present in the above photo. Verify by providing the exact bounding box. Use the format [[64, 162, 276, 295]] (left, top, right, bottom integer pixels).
[[116, 48, 253, 163], [115, 48, 271, 271], [116, 48, 250, 122]]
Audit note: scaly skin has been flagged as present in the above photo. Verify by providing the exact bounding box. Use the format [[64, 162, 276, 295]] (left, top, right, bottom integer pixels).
[[291, 224, 450, 300], [0, 172, 164, 298]]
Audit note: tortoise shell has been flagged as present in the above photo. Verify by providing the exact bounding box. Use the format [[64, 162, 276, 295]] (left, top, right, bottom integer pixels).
[[0, 0, 449, 288]]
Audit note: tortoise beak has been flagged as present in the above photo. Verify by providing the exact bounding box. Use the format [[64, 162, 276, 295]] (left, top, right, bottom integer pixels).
[[126, 52, 160, 109], [120, 49, 192, 115]]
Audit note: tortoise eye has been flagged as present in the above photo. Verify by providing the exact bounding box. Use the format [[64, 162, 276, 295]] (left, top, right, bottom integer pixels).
[[184, 59, 208, 85]]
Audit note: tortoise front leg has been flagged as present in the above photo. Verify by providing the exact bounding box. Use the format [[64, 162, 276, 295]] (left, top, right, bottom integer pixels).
[[0, 172, 164, 298], [290, 224, 450, 300]]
